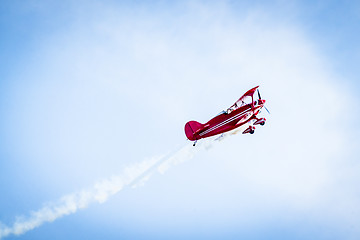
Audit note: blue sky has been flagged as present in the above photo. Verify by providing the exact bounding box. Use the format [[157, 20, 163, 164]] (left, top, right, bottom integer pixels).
[[0, 1, 359, 239]]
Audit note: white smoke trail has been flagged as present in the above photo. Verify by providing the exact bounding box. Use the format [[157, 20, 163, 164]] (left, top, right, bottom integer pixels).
[[0, 139, 213, 239]]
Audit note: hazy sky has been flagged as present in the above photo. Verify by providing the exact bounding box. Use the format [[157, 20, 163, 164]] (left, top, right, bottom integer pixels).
[[1, 1, 359, 239]]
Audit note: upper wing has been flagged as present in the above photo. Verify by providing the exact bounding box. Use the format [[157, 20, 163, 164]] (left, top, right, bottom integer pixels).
[[228, 86, 259, 111]]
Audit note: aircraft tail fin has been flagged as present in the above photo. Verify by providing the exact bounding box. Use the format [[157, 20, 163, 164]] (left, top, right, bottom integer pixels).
[[184, 121, 203, 141]]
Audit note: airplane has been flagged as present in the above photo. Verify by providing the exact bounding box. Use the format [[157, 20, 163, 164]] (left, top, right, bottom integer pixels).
[[184, 86, 269, 146]]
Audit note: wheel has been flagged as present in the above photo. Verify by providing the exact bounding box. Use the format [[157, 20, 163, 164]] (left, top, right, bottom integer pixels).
[[260, 122, 265, 126], [250, 130, 255, 134]]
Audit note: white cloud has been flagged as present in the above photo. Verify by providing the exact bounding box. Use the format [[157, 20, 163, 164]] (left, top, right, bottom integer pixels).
[[1, 1, 359, 239]]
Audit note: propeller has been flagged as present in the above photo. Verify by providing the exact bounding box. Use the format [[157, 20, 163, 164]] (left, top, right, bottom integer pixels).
[[264, 105, 271, 114], [257, 88, 270, 114], [257, 89, 261, 99]]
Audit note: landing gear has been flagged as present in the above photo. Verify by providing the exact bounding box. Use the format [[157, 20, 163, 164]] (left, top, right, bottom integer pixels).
[[193, 140, 197, 146], [254, 117, 266, 126], [242, 125, 255, 134]]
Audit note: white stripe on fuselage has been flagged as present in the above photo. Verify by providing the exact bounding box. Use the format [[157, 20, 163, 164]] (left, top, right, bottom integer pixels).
[[199, 108, 252, 136]]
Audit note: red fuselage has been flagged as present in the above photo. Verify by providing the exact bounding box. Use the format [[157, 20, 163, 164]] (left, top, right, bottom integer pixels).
[[185, 99, 266, 141]]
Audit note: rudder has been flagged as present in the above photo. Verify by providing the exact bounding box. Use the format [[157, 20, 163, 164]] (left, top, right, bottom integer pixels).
[[184, 121, 203, 141]]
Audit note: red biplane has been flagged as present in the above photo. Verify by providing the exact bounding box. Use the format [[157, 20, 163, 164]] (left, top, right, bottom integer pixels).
[[185, 86, 269, 146]]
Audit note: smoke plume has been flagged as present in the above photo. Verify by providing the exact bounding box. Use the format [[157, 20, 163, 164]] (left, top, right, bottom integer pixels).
[[0, 139, 213, 239]]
